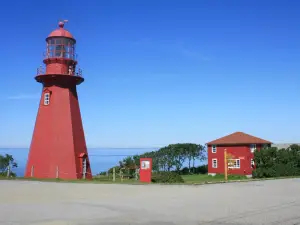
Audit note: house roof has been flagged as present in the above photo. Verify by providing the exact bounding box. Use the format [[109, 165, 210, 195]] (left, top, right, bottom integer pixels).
[[206, 132, 272, 145]]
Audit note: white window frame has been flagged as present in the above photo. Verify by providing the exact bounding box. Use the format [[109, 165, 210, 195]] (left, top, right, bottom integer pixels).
[[212, 158, 218, 168], [228, 159, 240, 169], [44, 93, 50, 106], [250, 144, 256, 153], [251, 159, 255, 167], [212, 145, 217, 153]]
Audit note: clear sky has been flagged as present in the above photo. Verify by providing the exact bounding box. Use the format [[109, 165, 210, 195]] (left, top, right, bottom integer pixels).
[[0, 0, 299, 148]]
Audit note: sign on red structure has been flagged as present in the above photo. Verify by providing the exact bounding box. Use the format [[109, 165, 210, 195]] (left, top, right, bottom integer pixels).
[[139, 158, 152, 183]]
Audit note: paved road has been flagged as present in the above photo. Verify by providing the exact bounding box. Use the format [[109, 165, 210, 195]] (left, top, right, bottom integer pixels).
[[0, 179, 300, 225]]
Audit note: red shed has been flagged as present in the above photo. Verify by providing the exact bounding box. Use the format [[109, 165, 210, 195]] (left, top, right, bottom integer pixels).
[[206, 132, 272, 177]]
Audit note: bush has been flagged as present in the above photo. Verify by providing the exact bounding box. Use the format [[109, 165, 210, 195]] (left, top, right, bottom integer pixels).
[[97, 171, 107, 176], [252, 145, 300, 178], [179, 164, 208, 175], [180, 167, 190, 175], [0, 172, 16, 178], [151, 172, 184, 183], [108, 166, 121, 173], [196, 164, 208, 174]]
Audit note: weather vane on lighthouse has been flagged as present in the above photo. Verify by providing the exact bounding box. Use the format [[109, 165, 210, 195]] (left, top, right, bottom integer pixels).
[[58, 19, 69, 28]]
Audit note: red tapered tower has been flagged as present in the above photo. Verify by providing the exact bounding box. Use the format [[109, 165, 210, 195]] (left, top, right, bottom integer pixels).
[[25, 21, 92, 180]]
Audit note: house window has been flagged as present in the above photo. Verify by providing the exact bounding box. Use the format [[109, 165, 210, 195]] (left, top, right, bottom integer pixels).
[[212, 145, 217, 153], [250, 144, 256, 153], [228, 159, 240, 169], [251, 159, 255, 167], [44, 93, 50, 105], [212, 159, 218, 168]]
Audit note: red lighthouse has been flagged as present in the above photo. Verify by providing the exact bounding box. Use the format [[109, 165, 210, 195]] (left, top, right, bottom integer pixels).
[[25, 21, 92, 180]]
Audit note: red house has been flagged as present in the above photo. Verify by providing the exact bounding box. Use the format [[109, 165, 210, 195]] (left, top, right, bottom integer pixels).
[[206, 132, 272, 177]]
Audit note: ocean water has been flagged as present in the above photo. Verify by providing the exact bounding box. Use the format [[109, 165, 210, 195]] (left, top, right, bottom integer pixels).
[[0, 148, 157, 177]]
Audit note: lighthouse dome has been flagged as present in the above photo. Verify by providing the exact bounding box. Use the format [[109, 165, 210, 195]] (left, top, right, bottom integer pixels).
[[44, 21, 76, 60], [47, 21, 74, 39]]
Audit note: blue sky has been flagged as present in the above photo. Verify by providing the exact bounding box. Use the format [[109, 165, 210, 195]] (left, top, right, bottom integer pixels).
[[0, 0, 300, 148]]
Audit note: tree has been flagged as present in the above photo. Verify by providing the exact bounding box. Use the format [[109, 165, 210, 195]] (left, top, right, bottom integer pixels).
[[106, 142, 208, 175], [0, 154, 18, 177], [184, 144, 195, 173], [108, 166, 121, 174], [194, 144, 206, 170], [172, 144, 187, 172], [132, 154, 141, 167], [119, 156, 137, 177], [177, 143, 206, 173], [120, 156, 136, 169], [253, 145, 300, 178]]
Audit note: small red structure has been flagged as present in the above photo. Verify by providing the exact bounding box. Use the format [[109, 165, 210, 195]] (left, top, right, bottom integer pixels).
[[24, 21, 92, 180], [206, 132, 272, 177], [139, 158, 152, 183]]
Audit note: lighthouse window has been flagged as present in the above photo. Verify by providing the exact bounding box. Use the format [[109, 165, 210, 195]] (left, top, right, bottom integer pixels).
[[46, 38, 75, 59], [56, 39, 62, 44], [44, 93, 50, 106], [55, 45, 65, 57]]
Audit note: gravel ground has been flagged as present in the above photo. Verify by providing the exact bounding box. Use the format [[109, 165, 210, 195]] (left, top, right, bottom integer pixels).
[[0, 179, 300, 225]]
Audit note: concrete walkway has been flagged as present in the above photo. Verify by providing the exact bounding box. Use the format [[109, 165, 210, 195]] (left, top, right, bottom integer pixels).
[[0, 179, 300, 225]]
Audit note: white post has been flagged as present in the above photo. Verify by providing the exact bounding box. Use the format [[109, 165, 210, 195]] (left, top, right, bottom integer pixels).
[[135, 169, 138, 181], [113, 167, 116, 182], [82, 158, 87, 180], [120, 170, 123, 182], [31, 166, 34, 177], [6, 166, 10, 178], [56, 166, 59, 179]]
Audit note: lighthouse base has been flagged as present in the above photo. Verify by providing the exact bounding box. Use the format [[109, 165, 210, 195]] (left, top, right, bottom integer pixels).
[[25, 83, 92, 180]]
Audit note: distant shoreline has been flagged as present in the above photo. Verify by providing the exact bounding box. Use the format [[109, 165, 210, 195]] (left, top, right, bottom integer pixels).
[[0, 147, 159, 150]]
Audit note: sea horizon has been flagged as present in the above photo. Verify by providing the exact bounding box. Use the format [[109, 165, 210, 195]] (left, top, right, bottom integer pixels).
[[0, 147, 159, 177], [0, 147, 207, 177], [0, 147, 161, 150]]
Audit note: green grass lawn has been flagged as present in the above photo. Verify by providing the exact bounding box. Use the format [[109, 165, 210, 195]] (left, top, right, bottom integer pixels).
[[2, 173, 299, 185], [93, 174, 249, 184], [182, 174, 248, 184], [0, 175, 141, 184], [0, 173, 249, 184]]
